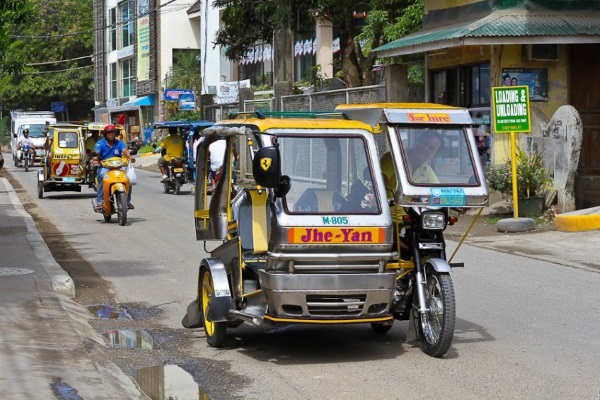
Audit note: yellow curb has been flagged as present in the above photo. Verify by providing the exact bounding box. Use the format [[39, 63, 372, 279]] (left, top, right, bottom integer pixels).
[[139, 152, 156, 157], [554, 213, 600, 232]]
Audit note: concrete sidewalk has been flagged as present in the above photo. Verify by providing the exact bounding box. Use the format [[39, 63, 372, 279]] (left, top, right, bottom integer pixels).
[[0, 177, 148, 399]]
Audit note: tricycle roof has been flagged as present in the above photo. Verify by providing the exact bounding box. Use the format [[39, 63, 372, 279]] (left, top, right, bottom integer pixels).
[[215, 116, 375, 133], [335, 103, 473, 127], [153, 120, 214, 130]]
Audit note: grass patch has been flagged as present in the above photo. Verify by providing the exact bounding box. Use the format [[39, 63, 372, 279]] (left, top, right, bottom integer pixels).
[[137, 144, 155, 154]]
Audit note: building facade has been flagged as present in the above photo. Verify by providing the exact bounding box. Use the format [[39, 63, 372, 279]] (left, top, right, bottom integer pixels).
[[373, 0, 600, 209]]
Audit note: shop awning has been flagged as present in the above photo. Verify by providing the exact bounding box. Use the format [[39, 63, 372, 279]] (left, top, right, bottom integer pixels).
[[123, 95, 154, 107], [373, 9, 600, 57]]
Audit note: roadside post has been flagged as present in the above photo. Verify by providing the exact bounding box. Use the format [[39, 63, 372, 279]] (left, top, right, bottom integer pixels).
[[491, 85, 531, 219]]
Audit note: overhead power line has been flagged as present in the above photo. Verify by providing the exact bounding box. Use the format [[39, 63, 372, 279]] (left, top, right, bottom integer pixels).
[[26, 55, 93, 66]]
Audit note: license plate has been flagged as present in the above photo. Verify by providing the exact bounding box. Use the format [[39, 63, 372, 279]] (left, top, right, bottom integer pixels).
[[173, 168, 184, 173], [430, 188, 466, 206], [63, 177, 75, 183]]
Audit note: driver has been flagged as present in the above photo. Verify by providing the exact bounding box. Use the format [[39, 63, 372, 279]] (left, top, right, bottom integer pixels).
[[17, 129, 36, 167], [155, 126, 184, 183], [93, 124, 135, 210]]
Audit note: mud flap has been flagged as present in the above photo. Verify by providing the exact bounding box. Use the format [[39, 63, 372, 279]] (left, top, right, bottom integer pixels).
[[407, 309, 420, 342], [181, 300, 203, 329]]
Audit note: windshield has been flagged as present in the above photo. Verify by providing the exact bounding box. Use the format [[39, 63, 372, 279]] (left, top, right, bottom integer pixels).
[[57, 132, 79, 148], [278, 135, 381, 214], [20, 124, 47, 138], [395, 125, 479, 186]]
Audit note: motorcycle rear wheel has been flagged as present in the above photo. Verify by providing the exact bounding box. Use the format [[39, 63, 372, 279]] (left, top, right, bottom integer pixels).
[[200, 267, 227, 347], [174, 179, 182, 195], [115, 192, 128, 226], [419, 268, 455, 357], [37, 181, 43, 199]]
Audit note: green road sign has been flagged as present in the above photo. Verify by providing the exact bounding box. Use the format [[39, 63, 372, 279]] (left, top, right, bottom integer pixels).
[[492, 85, 531, 133]]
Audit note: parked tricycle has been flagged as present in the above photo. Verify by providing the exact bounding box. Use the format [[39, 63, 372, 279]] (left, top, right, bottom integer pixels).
[[182, 107, 488, 357]]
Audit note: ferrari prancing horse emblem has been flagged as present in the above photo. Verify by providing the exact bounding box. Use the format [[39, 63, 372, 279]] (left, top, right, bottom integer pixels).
[[260, 157, 272, 171]]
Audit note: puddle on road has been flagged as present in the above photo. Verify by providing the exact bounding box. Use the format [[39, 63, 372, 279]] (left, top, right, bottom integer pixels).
[[103, 329, 158, 350], [134, 364, 209, 400], [50, 377, 83, 400], [87, 304, 131, 319]]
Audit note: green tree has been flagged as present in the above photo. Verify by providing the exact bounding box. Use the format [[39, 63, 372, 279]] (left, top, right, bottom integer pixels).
[[213, 0, 423, 88], [0, 0, 93, 117], [0, 0, 35, 73]]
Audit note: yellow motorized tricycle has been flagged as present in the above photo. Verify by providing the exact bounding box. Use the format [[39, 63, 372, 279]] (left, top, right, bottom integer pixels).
[[182, 107, 488, 357], [37, 123, 88, 199]]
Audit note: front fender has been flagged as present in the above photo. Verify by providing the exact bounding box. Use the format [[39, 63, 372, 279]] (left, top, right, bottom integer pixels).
[[424, 257, 452, 273], [201, 258, 233, 322], [110, 182, 126, 194]]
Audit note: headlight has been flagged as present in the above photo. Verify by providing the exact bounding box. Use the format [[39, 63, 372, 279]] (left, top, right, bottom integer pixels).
[[422, 212, 446, 230]]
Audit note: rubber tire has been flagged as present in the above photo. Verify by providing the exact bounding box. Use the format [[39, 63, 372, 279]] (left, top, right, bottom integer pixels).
[[200, 267, 227, 347], [116, 192, 128, 226], [419, 268, 456, 357], [370, 321, 394, 334], [24, 157, 28, 172], [174, 179, 182, 195], [103, 214, 111, 222], [163, 183, 170, 194], [37, 181, 43, 199]]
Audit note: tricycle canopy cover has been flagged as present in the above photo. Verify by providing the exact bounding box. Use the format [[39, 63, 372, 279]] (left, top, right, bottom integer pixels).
[[335, 103, 488, 208]]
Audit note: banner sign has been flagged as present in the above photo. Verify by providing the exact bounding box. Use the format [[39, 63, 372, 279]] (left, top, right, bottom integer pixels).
[[164, 89, 194, 102]]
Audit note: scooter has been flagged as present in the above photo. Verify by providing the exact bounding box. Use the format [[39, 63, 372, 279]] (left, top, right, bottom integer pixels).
[[162, 157, 191, 195], [92, 156, 132, 226]]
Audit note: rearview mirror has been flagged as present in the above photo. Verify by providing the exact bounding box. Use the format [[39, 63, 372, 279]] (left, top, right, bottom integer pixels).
[[252, 146, 281, 188]]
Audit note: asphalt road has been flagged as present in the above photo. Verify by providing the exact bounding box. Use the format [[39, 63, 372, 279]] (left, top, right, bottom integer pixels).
[[5, 161, 600, 400]]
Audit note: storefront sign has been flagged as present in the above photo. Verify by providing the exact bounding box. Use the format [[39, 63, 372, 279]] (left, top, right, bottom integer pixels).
[[492, 86, 531, 133], [501, 68, 548, 102]]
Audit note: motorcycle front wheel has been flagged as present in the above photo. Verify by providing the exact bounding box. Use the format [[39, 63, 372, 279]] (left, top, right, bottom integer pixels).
[[115, 192, 128, 226], [419, 267, 455, 357], [24, 157, 29, 172], [200, 267, 227, 347]]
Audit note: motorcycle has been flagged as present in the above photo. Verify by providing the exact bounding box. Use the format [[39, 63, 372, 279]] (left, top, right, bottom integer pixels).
[[162, 157, 191, 195], [19, 143, 35, 172], [92, 156, 132, 226]]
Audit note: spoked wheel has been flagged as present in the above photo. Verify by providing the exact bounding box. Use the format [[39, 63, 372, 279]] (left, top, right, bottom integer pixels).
[[115, 192, 128, 226], [418, 267, 455, 357], [37, 181, 43, 199], [173, 179, 182, 195], [200, 267, 227, 347]]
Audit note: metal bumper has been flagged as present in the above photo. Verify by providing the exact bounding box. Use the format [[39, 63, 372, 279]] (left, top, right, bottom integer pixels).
[[257, 270, 396, 319]]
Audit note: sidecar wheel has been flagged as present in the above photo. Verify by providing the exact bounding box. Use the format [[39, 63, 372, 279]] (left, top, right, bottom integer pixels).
[[200, 267, 227, 347], [116, 192, 128, 226], [419, 269, 455, 357], [163, 183, 170, 194]]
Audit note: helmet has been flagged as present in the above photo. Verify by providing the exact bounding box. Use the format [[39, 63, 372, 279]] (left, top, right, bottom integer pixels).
[[23, 128, 29, 135], [103, 124, 118, 137]]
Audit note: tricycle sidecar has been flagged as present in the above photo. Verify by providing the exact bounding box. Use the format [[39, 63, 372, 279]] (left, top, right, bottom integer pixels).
[[183, 112, 398, 347]]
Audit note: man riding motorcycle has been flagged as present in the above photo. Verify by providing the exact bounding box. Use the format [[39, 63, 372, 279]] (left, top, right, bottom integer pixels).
[[93, 124, 135, 210], [17, 129, 36, 167], [156, 126, 184, 183]]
